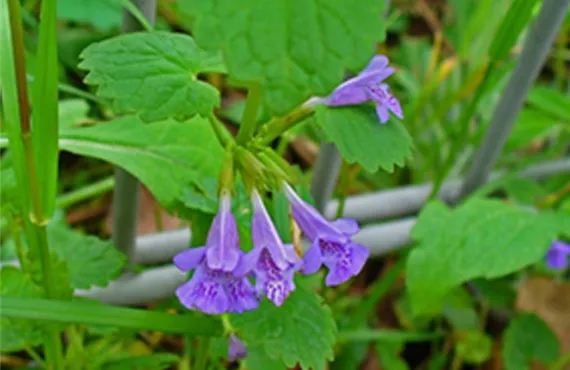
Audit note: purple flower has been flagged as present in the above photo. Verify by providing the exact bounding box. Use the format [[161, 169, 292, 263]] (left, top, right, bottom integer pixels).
[[546, 240, 570, 270], [173, 194, 259, 314], [308, 55, 403, 124], [228, 333, 247, 361], [234, 190, 301, 306], [283, 183, 369, 286]]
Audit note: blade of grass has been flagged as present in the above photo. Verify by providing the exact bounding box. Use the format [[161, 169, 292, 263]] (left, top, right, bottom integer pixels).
[[338, 329, 444, 343], [3, 0, 64, 367], [1, 297, 223, 336], [31, 0, 59, 220]]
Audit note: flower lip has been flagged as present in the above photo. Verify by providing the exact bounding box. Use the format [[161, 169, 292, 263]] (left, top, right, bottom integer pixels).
[[283, 182, 368, 286]]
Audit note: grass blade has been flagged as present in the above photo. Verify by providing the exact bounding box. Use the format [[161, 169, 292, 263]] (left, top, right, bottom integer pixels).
[[1, 297, 223, 336]]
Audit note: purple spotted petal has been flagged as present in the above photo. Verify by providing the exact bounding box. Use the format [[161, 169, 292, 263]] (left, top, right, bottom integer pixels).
[[254, 248, 299, 306], [546, 240, 570, 270], [228, 334, 247, 361], [175, 260, 259, 314], [284, 182, 369, 286], [251, 190, 297, 270], [205, 193, 240, 272]]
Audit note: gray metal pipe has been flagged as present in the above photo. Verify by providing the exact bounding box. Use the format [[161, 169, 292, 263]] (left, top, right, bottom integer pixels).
[[459, 0, 570, 198], [78, 218, 416, 306]]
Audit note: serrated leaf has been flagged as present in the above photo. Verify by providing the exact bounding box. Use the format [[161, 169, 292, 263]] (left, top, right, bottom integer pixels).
[[187, 0, 386, 115], [406, 199, 568, 315], [231, 280, 337, 370], [27, 249, 74, 300], [502, 314, 559, 370], [59, 115, 224, 208], [246, 345, 288, 370], [178, 177, 219, 214], [0, 266, 44, 352], [315, 105, 413, 173], [80, 31, 225, 121], [47, 224, 125, 289], [57, 0, 122, 31]]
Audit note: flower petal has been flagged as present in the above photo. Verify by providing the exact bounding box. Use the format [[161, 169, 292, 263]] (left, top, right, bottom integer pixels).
[[206, 196, 240, 272], [233, 247, 263, 277], [301, 241, 323, 275], [363, 55, 389, 73], [331, 218, 360, 236], [375, 104, 390, 124], [324, 82, 370, 106], [225, 276, 259, 313], [350, 243, 370, 276], [173, 247, 206, 271], [228, 334, 248, 361], [251, 190, 296, 269]]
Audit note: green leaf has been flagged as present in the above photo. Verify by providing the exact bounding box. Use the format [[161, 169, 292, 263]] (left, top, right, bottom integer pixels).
[[375, 341, 409, 370], [57, 0, 122, 31], [0, 266, 44, 352], [47, 224, 125, 289], [103, 353, 180, 370], [246, 345, 288, 370], [1, 297, 223, 336], [527, 86, 570, 121], [488, 0, 539, 62], [80, 31, 225, 122], [187, 0, 387, 115], [442, 287, 479, 331], [315, 105, 413, 173], [507, 109, 560, 151], [32, 0, 60, 219], [502, 176, 546, 204], [59, 99, 90, 130], [406, 199, 568, 315], [502, 314, 559, 370], [27, 248, 74, 300], [59, 115, 224, 208], [231, 280, 337, 370], [178, 177, 219, 215], [454, 331, 493, 365]]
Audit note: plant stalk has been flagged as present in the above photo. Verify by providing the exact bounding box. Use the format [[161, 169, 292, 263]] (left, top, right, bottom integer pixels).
[[253, 106, 314, 147], [6, 0, 64, 366], [236, 82, 262, 144]]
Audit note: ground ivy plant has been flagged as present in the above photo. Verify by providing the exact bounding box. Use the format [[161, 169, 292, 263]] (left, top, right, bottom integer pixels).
[[1, 0, 569, 369]]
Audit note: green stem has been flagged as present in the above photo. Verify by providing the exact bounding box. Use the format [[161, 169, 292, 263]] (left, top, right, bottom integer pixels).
[[236, 82, 262, 144], [208, 115, 235, 147], [550, 350, 570, 370], [6, 0, 63, 367], [56, 176, 115, 208], [254, 106, 314, 147]]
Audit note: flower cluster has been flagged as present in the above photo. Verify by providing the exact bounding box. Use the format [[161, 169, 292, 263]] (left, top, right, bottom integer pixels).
[[173, 184, 369, 314], [307, 55, 403, 124]]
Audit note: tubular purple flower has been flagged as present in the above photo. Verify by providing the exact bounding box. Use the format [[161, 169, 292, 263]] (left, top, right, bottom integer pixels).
[[234, 189, 301, 306], [228, 333, 247, 361], [545, 240, 570, 270], [283, 183, 369, 286], [173, 193, 259, 314], [308, 55, 403, 124]]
